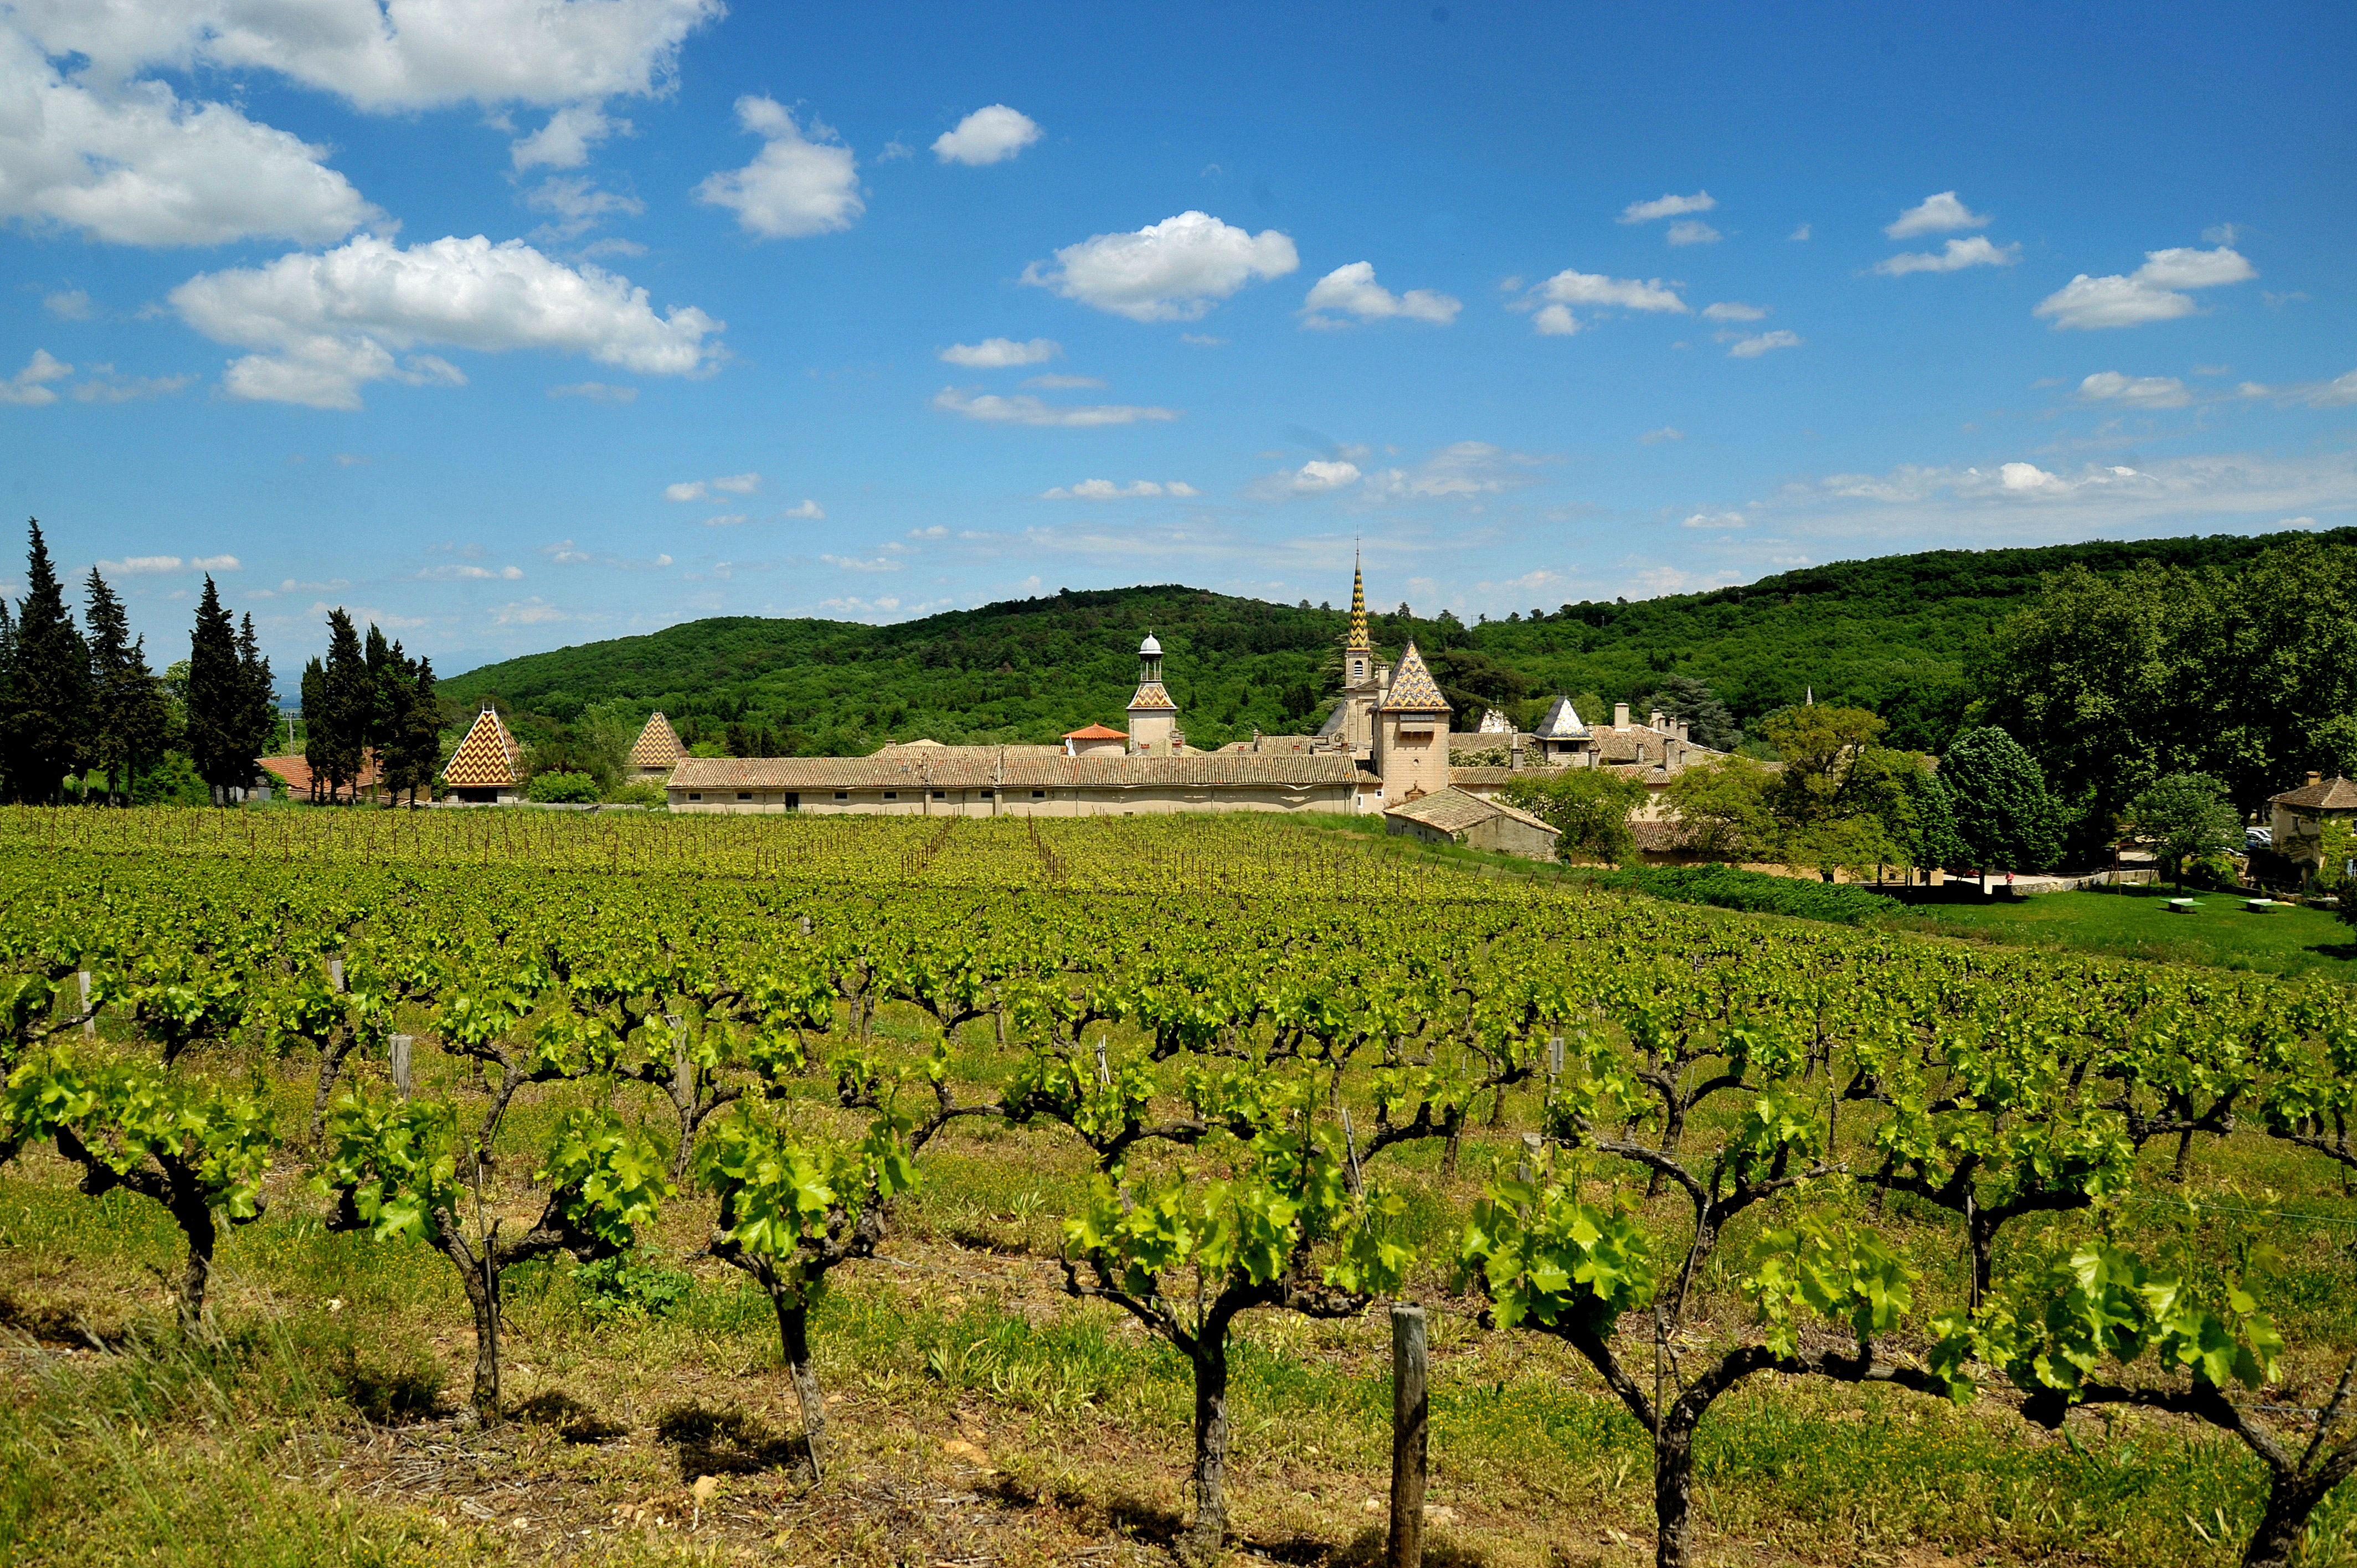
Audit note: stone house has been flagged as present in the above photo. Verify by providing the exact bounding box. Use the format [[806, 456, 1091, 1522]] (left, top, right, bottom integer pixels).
[[2268, 772, 2357, 876], [1382, 786, 1561, 861]]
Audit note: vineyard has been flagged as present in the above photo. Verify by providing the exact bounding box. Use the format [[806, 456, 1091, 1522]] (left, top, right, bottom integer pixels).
[[2, 809, 2355, 1568]]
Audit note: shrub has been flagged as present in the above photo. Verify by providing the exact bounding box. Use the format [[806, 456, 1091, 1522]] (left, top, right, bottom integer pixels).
[[1566, 863, 1901, 926], [603, 781, 665, 807], [527, 770, 600, 804], [2181, 852, 2240, 891]]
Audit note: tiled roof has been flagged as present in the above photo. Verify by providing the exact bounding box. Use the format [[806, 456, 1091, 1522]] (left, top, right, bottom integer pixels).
[[1127, 681, 1178, 712], [259, 753, 380, 793], [627, 712, 685, 770], [1377, 641, 1448, 713], [1532, 694, 1588, 739], [1385, 785, 1560, 838], [2272, 776, 2357, 809], [444, 708, 520, 788], [669, 750, 1363, 792], [1063, 723, 1128, 740], [1449, 766, 1521, 786], [1346, 562, 1372, 651], [1630, 818, 1697, 852]]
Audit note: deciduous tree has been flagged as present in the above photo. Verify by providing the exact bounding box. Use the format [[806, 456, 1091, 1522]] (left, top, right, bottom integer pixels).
[[1941, 725, 2062, 871]]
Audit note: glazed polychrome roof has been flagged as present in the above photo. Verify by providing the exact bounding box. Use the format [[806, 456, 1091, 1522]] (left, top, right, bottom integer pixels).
[[443, 708, 520, 788], [1376, 641, 1448, 713], [627, 712, 685, 770]]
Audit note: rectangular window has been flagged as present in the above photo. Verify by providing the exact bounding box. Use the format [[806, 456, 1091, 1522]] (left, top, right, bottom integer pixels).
[[737, 792, 752, 801], [980, 788, 993, 798], [687, 792, 701, 801], [883, 791, 897, 801], [834, 791, 848, 800], [931, 790, 945, 800], [1032, 790, 1046, 798], [784, 793, 799, 811]]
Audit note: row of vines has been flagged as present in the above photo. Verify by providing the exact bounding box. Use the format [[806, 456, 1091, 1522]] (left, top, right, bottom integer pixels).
[[1, 808, 2354, 1567]]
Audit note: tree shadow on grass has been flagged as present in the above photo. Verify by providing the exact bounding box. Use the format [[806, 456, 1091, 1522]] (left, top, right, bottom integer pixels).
[[513, 1389, 629, 1444], [1275, 1524, 1491, 1566], [653, 1400, 811, 1481]]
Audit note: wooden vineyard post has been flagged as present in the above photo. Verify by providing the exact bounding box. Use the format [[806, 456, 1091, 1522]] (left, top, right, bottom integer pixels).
[[390, 1034, 414, 1097], [1388, 1303, 1428, 1568], [76, 971, 95, 1039], [1546, 1035, 1564, 1101], [328, 956, 345, 993], [1094, 1036, 1110, 1085]]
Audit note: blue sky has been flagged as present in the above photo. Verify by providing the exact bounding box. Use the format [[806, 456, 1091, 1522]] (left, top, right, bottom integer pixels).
[[3, 0, 2351, 679]]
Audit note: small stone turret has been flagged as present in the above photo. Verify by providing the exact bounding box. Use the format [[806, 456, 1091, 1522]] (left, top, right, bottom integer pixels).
[[1127, 633, 1179, 756]]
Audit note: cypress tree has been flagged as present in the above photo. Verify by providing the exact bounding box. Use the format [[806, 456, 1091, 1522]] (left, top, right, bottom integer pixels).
[[186, 576, 244, 803], [1, 520, 91, 804], [407, 656, 442, 804], [0, 598, 14, 801], [237, 613, 276, 791], [363, 623, 393, 804], [319, 610, 367, 802], [83, 568, 169, 806], [299, 657, 328, 803]]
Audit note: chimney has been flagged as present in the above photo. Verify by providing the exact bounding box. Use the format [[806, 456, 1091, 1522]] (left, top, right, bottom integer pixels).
[[1649, 708, 1665, 730], [2309, 771, 2323, 787], [1614, 702, 1630, 729]]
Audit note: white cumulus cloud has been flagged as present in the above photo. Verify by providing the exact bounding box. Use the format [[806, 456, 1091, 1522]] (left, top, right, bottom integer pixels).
[[170, 233, 722, 409], [932, 388, 1178, 427], [694, 97, 862, 240], [0, 28, 380, 247], [1300, 262, 1460, 328], [1618, 190, 1715, 224], [0, 350, 73, 406], [1519, 270, 1688, 337], [1701, 301, 1768, 321], [2078, 372, 2192, 409], [1885, 191, 1991, 239], [1023, 211, 1298, 322], [512, 104, 627, 172], [1681, 512, 1746, 529], [1726, 330, 1802, 358], [1666, 220, 1720, 246], [782, 499, 825, 519], [1875, 236, 2021, 276], [939, 337, 1059, 368], [932, 105, 1041, 166], [2034, 246, 2257, 330], [1287, 460, 1362, 493]]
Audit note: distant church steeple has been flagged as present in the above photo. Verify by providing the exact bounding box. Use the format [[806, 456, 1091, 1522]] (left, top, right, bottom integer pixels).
[[1346, 550, 1372, 653]]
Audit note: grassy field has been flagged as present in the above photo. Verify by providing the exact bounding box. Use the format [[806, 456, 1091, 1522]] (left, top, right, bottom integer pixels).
[[7, 1068, 2355, 1568], [1881, 884, 2357, 977]]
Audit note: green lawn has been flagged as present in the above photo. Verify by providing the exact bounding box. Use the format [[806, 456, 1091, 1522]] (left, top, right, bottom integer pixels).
[[1881, 883, 2357, 976]]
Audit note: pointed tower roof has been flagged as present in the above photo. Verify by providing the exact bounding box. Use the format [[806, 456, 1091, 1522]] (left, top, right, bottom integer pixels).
[[444, 706, 521, 788], [1532, 694, 1588, 739], [627, 711, 686, 770], [1346, 553, 1372, 652], [1377, 641, 1449, 713]]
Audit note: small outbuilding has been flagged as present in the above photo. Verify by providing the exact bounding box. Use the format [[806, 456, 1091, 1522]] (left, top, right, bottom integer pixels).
[[444, 706, 523, 803], [629, 711, 687, 778], [1382, 785, 1561, 862]]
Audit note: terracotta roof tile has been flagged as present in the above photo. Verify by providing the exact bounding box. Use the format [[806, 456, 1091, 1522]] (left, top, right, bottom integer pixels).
[[444, 709, 520, 788], [1385, 785, 1560, 838], [1377, 641, 1448, 713], [669, 750, 1364, 792], [2271, 776, 2357, 809], [1063, 723, 1129, 740]]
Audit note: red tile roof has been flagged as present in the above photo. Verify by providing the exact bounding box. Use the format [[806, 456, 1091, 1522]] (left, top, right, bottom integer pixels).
[[1063, 723, 1129, 740], [2272, 776, 2357, 809], [670, 750, 1363, 792]]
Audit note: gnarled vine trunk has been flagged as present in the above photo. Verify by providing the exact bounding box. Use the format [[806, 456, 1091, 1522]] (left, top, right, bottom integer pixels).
[[774, 1297, 829, 1478], [1184, 1334, 1233, 1564]]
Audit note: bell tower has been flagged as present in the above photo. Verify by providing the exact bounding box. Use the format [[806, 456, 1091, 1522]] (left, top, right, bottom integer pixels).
[[1126, 633, 1179, 756], [1375, 640, 1451, 801]]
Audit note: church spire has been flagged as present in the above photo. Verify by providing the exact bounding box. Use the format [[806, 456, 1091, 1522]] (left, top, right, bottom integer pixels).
[[1346, 548, 1371, 652]]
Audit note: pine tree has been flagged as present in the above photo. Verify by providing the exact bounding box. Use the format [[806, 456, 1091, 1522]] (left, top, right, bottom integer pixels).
[[406, 656, 442, 804], [186, 576, 245, 803], [237, 613, 276, 793], [1, 520, 91, 804]]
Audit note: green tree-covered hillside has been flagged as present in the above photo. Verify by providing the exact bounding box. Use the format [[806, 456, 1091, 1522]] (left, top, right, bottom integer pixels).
[[439, 525, 2355, 759]]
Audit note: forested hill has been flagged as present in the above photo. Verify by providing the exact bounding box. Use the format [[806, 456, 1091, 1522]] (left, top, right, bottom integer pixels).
[[441, 524, 2355, 757]]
